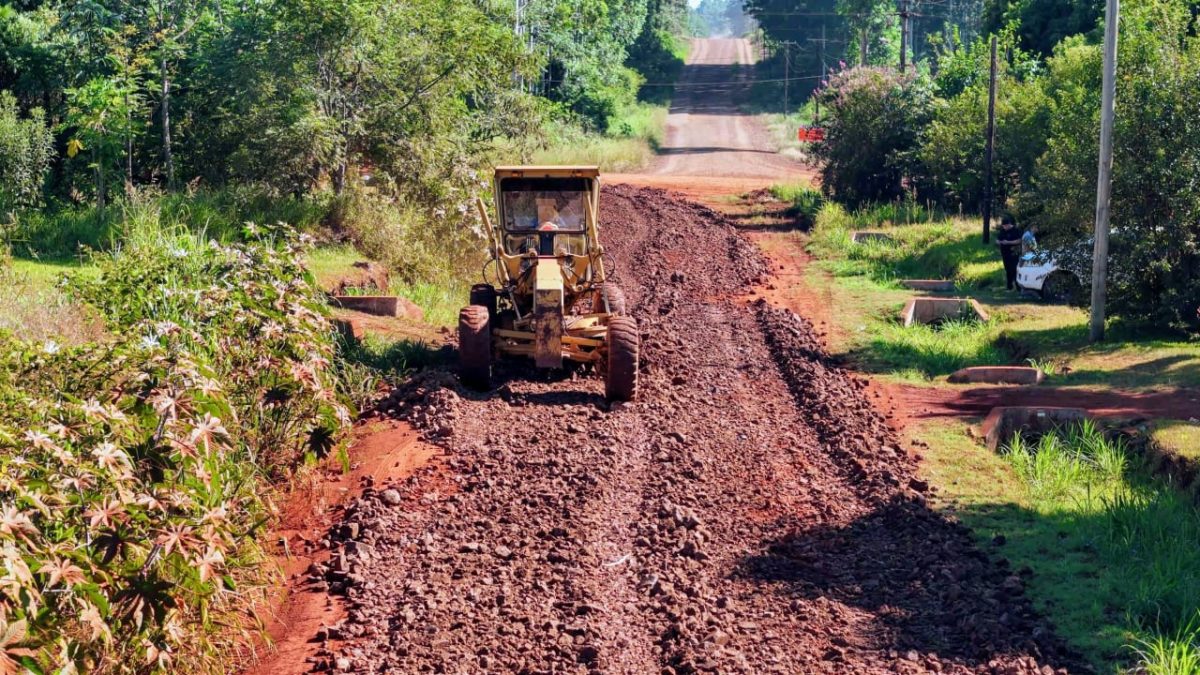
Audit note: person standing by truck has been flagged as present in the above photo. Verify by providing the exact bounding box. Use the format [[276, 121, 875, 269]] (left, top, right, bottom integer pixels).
[[996, 214, 1023, 291]]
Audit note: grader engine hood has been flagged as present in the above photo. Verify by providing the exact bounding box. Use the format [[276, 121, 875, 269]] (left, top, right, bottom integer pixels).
[[534, 257, 564, 369]]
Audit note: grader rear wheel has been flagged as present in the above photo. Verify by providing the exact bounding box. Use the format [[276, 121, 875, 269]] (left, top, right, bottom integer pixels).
[[605, 316, 639, 402], [458, 305, 492, 389]]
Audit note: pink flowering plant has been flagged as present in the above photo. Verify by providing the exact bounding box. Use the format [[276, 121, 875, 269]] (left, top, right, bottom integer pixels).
[[0, 223, 349, 672]]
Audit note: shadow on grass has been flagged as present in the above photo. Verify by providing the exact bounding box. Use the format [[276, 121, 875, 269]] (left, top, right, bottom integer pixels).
[[733, 500, 1083, 669]]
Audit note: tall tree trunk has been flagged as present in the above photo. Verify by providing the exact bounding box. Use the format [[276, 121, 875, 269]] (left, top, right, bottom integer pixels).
[[161, 54, 174, 189]]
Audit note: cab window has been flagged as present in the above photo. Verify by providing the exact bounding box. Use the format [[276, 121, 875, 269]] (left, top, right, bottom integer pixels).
[[500, 177, 590, 233]]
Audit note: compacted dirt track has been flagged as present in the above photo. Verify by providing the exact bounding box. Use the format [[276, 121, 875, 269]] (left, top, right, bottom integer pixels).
[[306, 185, 1077, 674], [651, 38, 808, 179]]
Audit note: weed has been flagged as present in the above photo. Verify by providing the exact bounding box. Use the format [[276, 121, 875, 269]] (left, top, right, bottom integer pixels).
[[769, 182, 825, 227], [1131, 618, 1200, 675], [993, 421, 1200, 670], [859, 317, 1009, 379]]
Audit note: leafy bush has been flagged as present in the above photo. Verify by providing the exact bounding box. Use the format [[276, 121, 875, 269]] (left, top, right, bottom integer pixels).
[[0, 224, 349, 671], [0, 90, 52, 211], [1019, 0, 1200, 332], [919, 36, 1052, 210], [812, 67, 934, 207]]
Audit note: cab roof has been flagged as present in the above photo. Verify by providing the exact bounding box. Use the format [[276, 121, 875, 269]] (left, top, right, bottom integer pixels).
[[494, 166, 600, 180]]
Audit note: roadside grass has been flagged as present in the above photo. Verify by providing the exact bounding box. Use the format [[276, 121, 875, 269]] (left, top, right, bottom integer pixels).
[[767, 180, 825, 227], [1151, 420, 1200, 462], [306, 245, 465, 328], [1, 254, 103, 342], [10, 186, 329, 258], [791, 201, 1200, 388], [912, 419, 1200, 672], [757, 103, 820, 162], [524, 102, 669, 172]]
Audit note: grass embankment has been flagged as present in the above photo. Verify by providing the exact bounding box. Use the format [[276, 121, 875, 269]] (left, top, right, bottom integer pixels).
[[527, 102, 671, 172], [778, 189, 1200, 388], [913, 419, 1200, 672], [306, 246, 465, 328]]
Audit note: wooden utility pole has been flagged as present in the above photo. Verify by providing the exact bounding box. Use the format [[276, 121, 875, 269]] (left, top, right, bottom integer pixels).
[[899, 0, 910, 73], [982, 36, 997, 244], [1090, 0, 1120, 342]]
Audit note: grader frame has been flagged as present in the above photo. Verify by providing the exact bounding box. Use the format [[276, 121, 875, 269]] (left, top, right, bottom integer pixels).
[[459, 166, 639, 401]]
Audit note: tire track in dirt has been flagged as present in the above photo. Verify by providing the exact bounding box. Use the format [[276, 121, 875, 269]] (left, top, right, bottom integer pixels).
[[305, 185, 1080, 673]]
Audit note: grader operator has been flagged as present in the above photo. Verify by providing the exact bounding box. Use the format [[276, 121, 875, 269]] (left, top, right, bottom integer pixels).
[[459, 166, 640, 402]]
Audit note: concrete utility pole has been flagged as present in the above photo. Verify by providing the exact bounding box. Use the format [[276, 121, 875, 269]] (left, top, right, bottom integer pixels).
[[899, 0, 910, 73], [982, 36, 997, 244], [1090, 0, 1120, 342]]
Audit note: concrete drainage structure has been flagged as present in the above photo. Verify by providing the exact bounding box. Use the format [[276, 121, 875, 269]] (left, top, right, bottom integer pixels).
[[900, 279, 956, 292], [851, 231, 894, 245], [901, 297, 990, 327], [981, 406, 1089, 451], [948, 366, 1045, 385], [332, 295, 425, 321]]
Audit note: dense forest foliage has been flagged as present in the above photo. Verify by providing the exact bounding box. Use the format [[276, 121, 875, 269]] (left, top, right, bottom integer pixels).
[[0, 0, 689, 238]]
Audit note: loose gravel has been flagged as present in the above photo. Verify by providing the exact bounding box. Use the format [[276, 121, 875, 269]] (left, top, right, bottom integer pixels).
[[305, 185, 1080, 674]]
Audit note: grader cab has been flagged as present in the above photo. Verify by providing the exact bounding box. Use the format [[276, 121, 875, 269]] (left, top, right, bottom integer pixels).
[[458, 166, 640, 401]]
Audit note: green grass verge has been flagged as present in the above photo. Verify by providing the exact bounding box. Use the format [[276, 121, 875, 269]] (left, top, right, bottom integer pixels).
[[518, 102, 669, 172], [795, 202, 1200, 388], [306, 246, 465, 328], [1151, 420, 1200, 462], [915, 419, 1200, 672]]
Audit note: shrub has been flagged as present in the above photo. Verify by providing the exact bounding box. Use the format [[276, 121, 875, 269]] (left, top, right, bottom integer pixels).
[[919, 36, 1052, 211], [0, 90, 53, 211], [0, 224, 349, 671], [812, 67, 934, 207]]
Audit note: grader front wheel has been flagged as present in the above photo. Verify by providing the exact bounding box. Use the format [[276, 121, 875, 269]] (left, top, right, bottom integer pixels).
[[594, 283, 627, 316], [458, 305, 492, 390], [605, 316, 639, 402]]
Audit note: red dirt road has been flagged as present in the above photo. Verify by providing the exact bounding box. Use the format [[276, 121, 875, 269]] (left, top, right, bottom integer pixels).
[[305, 185, 1076, 673], [646, 37, 812, 181]]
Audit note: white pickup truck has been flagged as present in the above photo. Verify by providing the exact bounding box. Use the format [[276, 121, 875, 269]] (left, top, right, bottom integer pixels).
[[1016, 251, 1084, 303]]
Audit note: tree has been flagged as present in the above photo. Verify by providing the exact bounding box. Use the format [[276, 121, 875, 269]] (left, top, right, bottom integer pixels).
[[1020, 1, 1200, 331], [147, 0, 215, 189], [0, 90, 52, 211], [63, 77, 137, 208], [812, 66, 933, 205]]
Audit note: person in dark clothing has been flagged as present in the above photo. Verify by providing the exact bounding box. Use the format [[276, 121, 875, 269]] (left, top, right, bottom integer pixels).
[[995, 214, 1023, 291]]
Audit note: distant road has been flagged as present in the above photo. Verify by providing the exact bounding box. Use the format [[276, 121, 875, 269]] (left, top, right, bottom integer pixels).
[[648, 38, 809, 179]]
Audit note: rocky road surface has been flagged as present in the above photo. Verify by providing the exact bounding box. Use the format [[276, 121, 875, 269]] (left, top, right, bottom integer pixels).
[[304, 185, 1079, 674]]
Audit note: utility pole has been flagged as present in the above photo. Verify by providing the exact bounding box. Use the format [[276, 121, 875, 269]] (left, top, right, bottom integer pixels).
[[1090, 0, 1120, 342], [807, 24, 830, 123], [982, 36, 997, 244], [899, 0, 911, 73], [781, 41, 797, 117]]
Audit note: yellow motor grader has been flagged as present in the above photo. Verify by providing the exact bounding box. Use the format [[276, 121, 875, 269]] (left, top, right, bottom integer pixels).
[[458, 166, 639, 401]]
